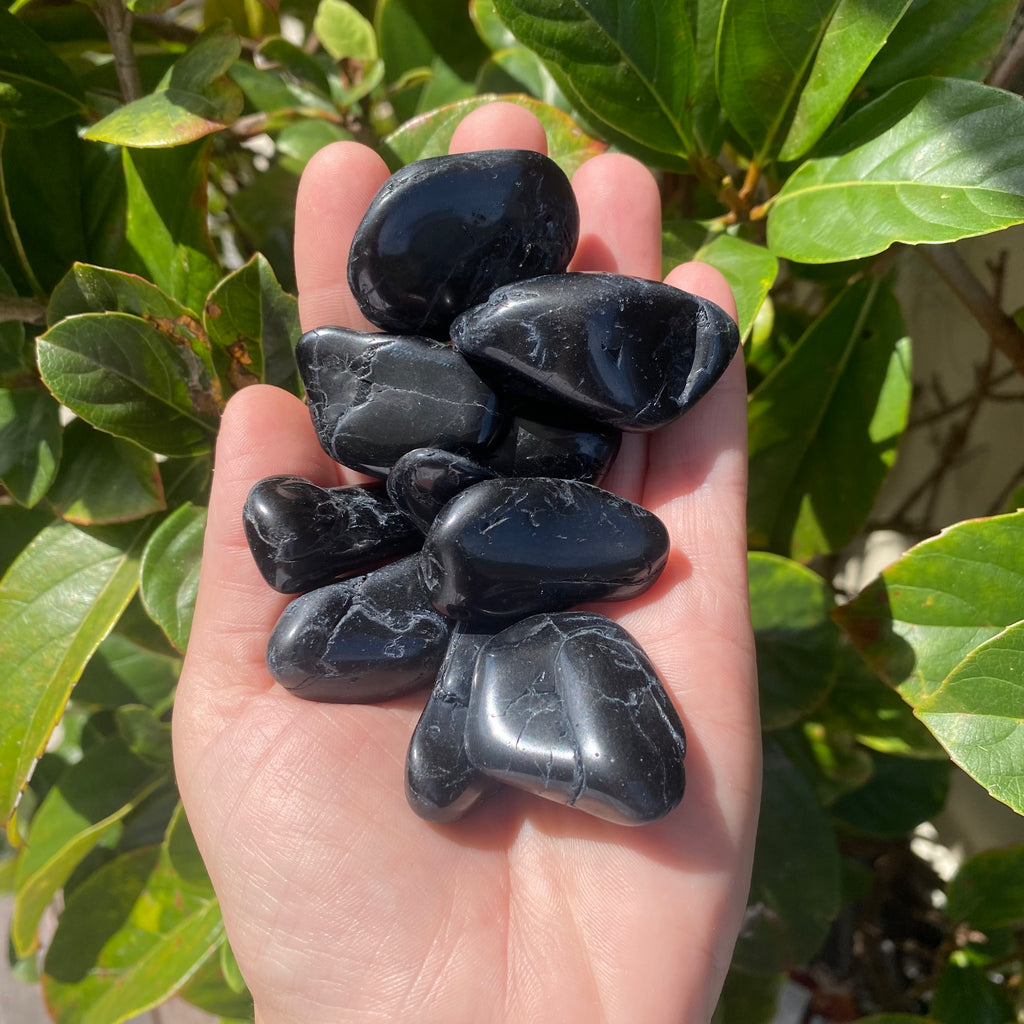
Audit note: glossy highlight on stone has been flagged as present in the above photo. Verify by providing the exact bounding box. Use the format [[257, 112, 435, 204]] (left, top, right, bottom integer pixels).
[[421, 477, 669, 623], [266, 555, 453, 703], [387, 448, 498, 535], [296, 326, 505, 477], [348, 150, 580, 338], [405, 625, 502, 823], [451, 272, 740, 431], [464, 612, 686, 825], [243, 476, 421, 593]]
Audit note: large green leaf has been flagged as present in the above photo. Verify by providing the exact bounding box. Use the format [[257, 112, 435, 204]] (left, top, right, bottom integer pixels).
[[945, 845, 1024, 931], [749, 552, 837, 730], [731, 739, 841, 972], [203, 253, 301, 395], [493, 0, 697, 166], [915, 621, 1024, 814], [383, 93, 606, 177], [140, 504, 206, 653], [0, 386, 62, 507], [0, 518, 153, 826], [768, 78, 1024, 263], [37, 312, 220, 457], [748, 278, 911, 560], [834, 511, 1024, 705], [228, 164, 298, 294], [315, 0, 378, 60], [0, 7, 84, 128], [75, 632, 180, 710], [777, 0, 913, 161]]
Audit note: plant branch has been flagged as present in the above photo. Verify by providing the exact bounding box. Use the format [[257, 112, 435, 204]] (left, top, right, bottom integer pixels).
[[0, 296, 46, 325], [989, 22, 1024, 91], [918, 243, 1024, 378], [95, 0, 142, 103], [0, 129, 43, 298]]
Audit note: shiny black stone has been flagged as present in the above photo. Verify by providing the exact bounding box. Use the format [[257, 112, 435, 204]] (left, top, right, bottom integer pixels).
[[296, 326, 505, 477], [348, 150, 579, 338], [464, 612, 686, 825], [266, 555, 453, 703], [451, 272, 740, 431], [405, 625, 502, 823], [421, 478, 669, 623], [387, 448, 498, 535], [243, 476, 420, 593]]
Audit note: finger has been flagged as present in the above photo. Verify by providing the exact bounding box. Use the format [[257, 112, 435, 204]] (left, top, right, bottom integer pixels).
[[448, 100, 549, 154], [295, 141, 390, 333]]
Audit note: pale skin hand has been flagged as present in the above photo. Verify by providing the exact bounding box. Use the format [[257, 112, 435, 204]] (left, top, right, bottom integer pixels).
[[173, 103, 760, 1024]]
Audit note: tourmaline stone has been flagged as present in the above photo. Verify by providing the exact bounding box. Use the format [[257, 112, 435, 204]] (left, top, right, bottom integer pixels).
[[420, 478, 669, 623], [296, 326, 505, 478], [348, 150, 580, 338], [464, 612, 686, 825], [266, 555, 453, 703], [451, 272, 740, 431], [387, 448, 498, 535], [243, 476, 421, 593], [405, 625, 502, 823]]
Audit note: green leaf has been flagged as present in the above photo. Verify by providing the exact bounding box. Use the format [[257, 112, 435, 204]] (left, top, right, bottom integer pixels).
[[228, 60, 332, 115], [475, 48, 570, 111], [203, 254, 302, 396], [0, 503, 52, 577], [915, 621, 1024, 814], [116, 705, 172, 764], [257, 36, 332, 97], [768, 78, 1024, 263], [749, 553, 837, 730], [0, 386, 62, 507], [834, 510, 1024, 705], [851, 1018, 942, 1024], [747, 278, 911, 560], [179, 944, 254, 1020], [780, 720, 874, 807], [732, 738, 841, 972], [0, 7, 84, 128], [862, 0, 1017, 94], [777, 0, 913, 161], [275, 119, 355, 175], [121, 141, 221, 314], [315, 0, 378, 60], [493, 0, 696, 165], [931, 961, 1015, 1024], [228, 164, 298, 294], [11, 735, 164, 956], [140, 504, 206, 652], [383, 93, 606, 177], [37, 312, 220, 458], [471, 0, 516, 50], [75, 632, 180, 710], [945, 844, 1024, 930], [163, 803, 214, 893], [47, 419, 166, 526], [0, 518, 154, 825], [690, 0, 726, 156], [710, 966, 784, 1024]]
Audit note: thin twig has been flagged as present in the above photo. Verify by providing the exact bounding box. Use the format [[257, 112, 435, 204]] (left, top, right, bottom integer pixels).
[[0, 296, 46, 325], [94, 0, 142, 103], [989, 23, 1024, 91]]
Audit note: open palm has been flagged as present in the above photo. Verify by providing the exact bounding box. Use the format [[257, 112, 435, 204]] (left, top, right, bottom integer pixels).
[[173, 103, 760, 1024]]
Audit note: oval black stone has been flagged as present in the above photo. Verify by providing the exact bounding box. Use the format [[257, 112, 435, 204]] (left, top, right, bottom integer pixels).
[[464, 612, 686, 825], [348, 150, 580, 338], [296, 326, 505, 477], [451, 272, 740, 431], [266, 555, 453, 703], [243, 476, 421, 593], [387, 448, 498, 535], [420, 477, 669, 623]]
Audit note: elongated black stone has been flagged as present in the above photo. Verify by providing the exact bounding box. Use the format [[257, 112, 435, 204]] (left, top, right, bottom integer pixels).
[[266, 555, 453, 703], [243, 476, 420, 593], [464, 612, 686, 825], [348, 150, 579, 338], [387, 448, 498, 535], [421, 478, 669, 623], [405, 625, 502, 823], [296, 326, 505, 477], [451, 273, 739, 431]]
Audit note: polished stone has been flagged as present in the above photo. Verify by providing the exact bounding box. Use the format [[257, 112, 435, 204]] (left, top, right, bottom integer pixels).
[[387, 448, 498, 534], [243, 475, 420, 593], [405, 625, 502, 823], [296, 326, 505, 477], [421, 478, 669, 623], [266, 555, 453, 703], [464, 612, 686, 825], [451, 272, 740, 431], [348, 150, 579, 338]]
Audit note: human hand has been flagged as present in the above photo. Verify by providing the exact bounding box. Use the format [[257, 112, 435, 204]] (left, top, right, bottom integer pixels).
[[173, 102, 760, 1024]]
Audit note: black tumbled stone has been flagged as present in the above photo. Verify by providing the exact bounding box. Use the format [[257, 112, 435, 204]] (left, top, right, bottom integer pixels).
[[243, 476, 421, 593], [420, 478, 669, 623], [387, 448, 498, 535], [296, 326, 505, 478], [465, 612, 686, 825], [348, 150, 579, 338], [266, 555, 453, 703], [405, 625, 502, 823], [451, 272, 739, 431]]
